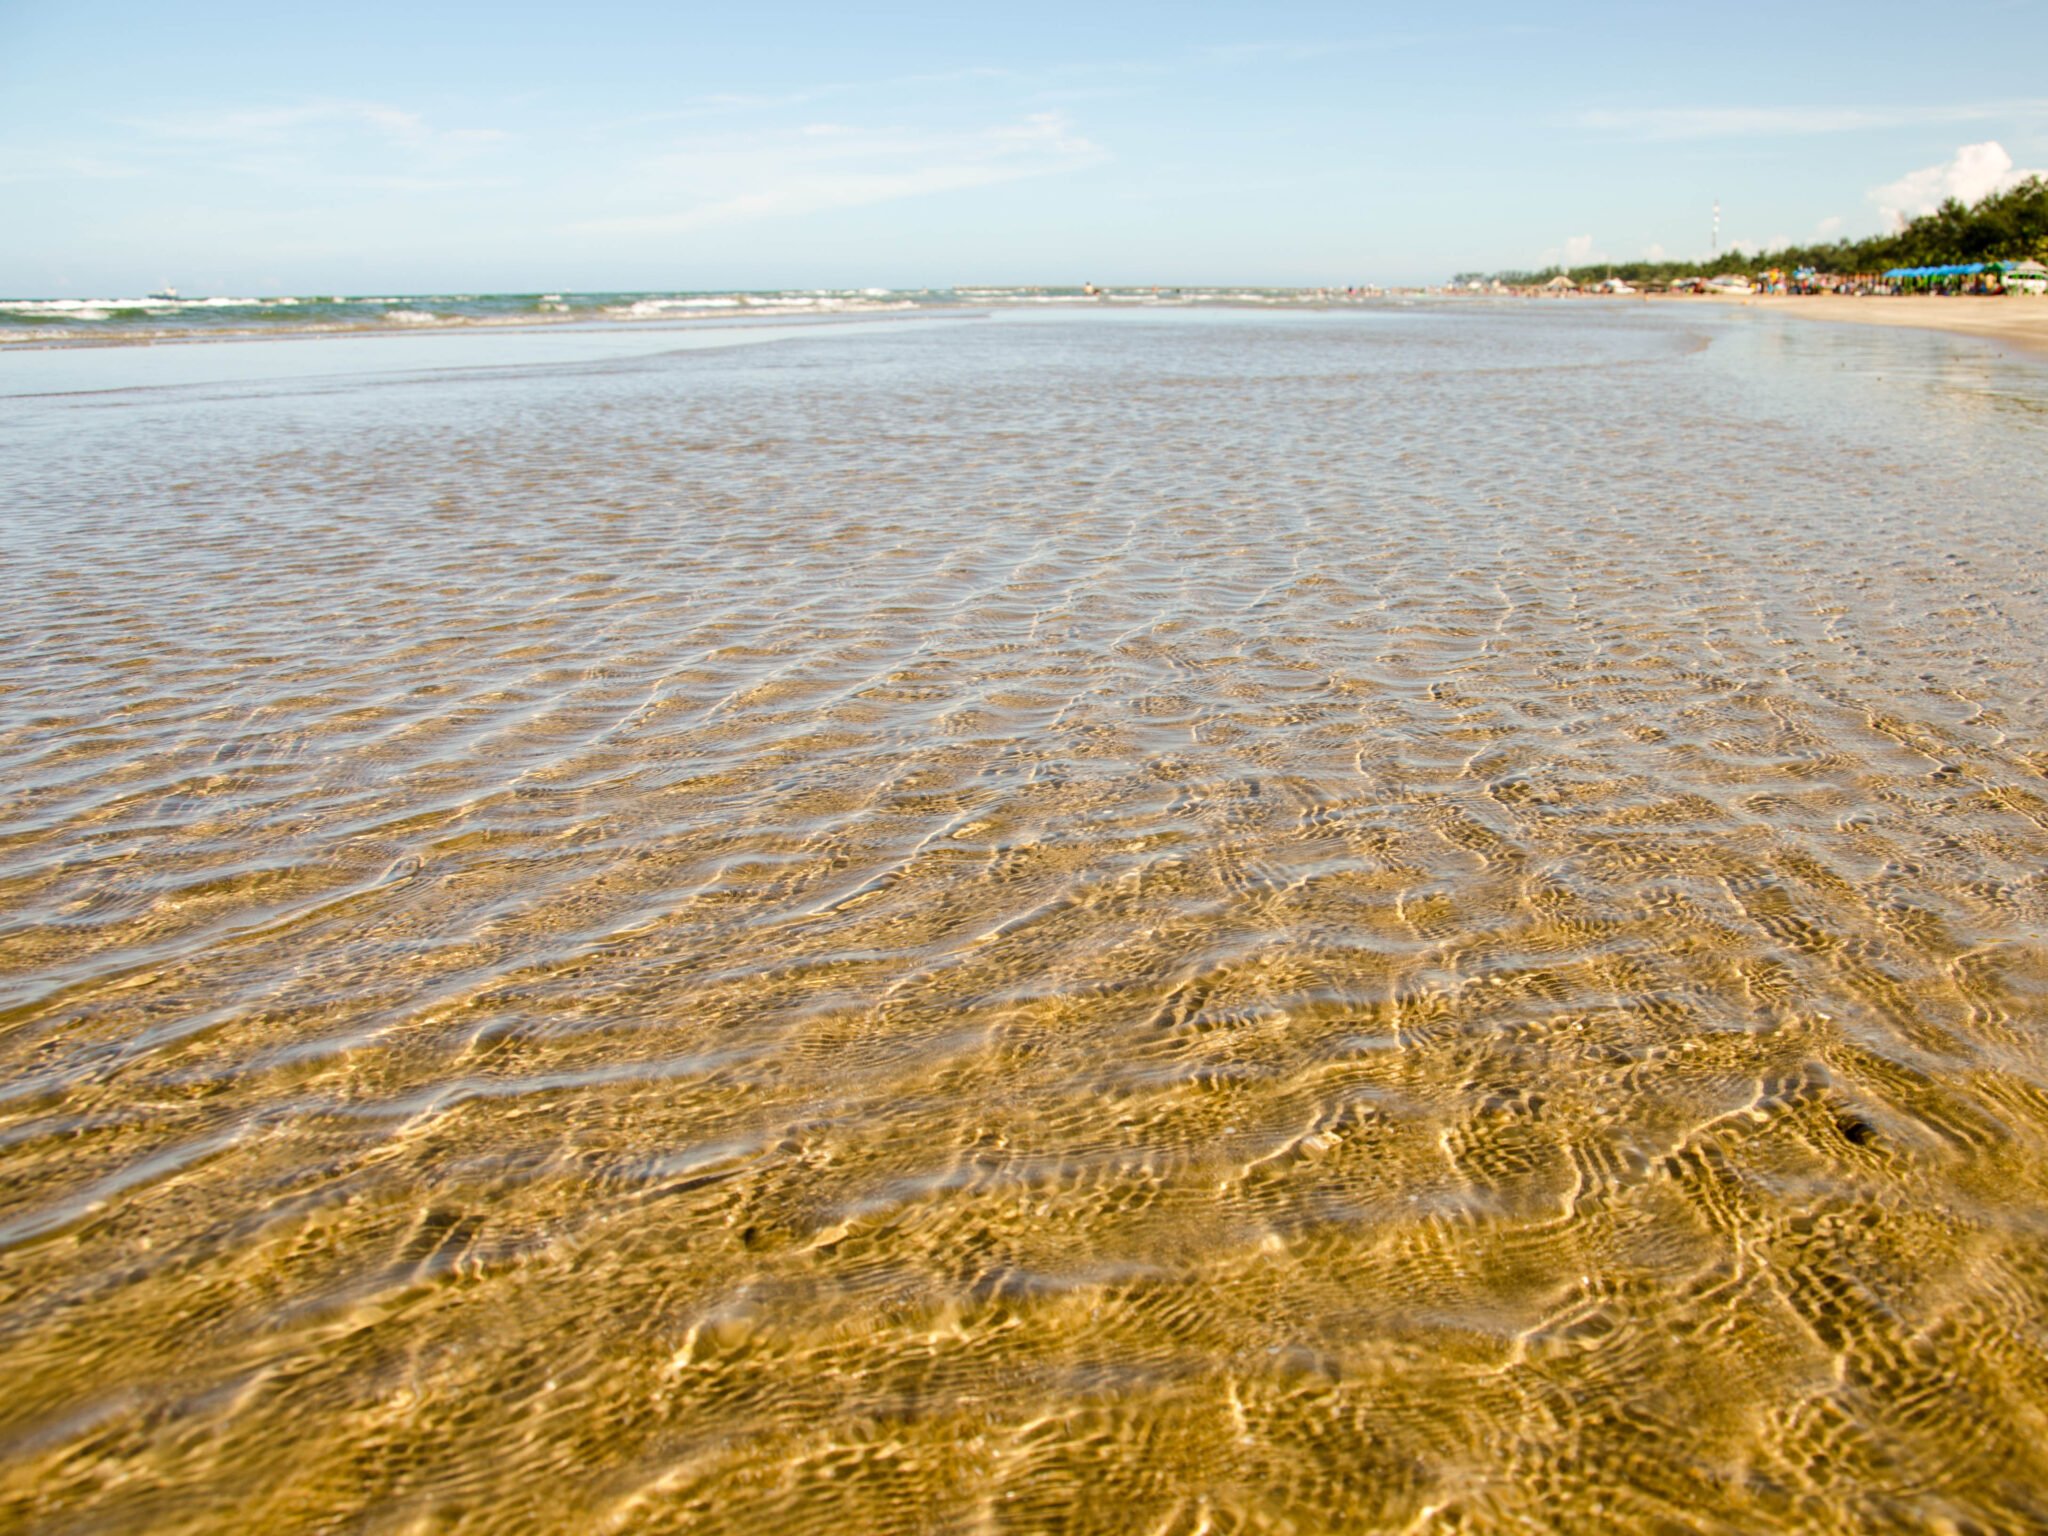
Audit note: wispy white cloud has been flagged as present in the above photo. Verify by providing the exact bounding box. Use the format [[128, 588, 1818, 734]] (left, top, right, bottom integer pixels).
[[1196, 26, 1550, 66], [134, 99, 508, 153], [1869, 140, 2045, 227], [1197, 38, 1365, 64], [1570, 101, 2047, 141], [575, 112, 1107, 234], [0, 151, 145, 184], [608, 32, 1537, 134], [663, 91, 825, 118], [1, 99, 512, 190], [605, 67, 1022, 130]]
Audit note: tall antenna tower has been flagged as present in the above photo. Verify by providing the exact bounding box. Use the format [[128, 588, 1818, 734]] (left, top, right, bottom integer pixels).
[[1713, 200, 1720, 257]]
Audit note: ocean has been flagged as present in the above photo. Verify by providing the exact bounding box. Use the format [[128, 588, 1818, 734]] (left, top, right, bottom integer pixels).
[[0, 287, 1345, 346], [3, 301, 2047, 1532]]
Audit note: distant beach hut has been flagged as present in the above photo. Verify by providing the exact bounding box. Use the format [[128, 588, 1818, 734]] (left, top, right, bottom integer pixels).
[[1995, 258, 2048, 294], [1543, 274, 1578, 293], [1882, 262, 1991, 294]]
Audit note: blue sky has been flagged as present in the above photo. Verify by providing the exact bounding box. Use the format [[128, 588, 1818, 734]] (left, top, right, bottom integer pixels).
[[3, 0, 2045, 294]]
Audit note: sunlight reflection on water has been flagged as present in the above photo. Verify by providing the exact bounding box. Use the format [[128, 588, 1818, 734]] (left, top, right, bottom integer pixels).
[[3, 304, 2047, 1533]]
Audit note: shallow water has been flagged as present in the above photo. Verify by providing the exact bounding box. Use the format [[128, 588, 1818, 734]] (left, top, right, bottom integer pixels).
[[3, 304, 2048, 1533]]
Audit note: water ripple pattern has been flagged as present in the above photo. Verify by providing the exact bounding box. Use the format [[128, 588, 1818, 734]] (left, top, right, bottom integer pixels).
[[4, 305, 2048, 1533]]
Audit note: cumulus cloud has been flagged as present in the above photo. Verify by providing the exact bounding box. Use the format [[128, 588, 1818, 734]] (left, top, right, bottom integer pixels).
[[1869, 141, 2044, 228], [1816, 215, 1843, 237], [1563, 233, 1597, 264], [1643, 241, 1667, 261]]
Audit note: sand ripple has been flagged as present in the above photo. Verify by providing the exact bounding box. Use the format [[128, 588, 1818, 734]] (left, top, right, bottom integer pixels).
[[3, 307, 2048, 1531]]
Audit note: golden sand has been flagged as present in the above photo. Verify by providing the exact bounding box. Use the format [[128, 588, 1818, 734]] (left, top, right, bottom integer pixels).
[[4, 307, 2048, 1533], [1689, 290, 2048, 356]]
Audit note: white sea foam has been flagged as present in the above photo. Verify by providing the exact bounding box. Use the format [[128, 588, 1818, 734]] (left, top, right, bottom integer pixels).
[[0, 298, 132, 315], [0, 295, 326, 318], [609, 297, 743, 316], [599, 294, 924, 321], [0, 288, 946, 346]]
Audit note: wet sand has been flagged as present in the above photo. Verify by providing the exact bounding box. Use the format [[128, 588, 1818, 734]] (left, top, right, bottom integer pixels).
[[4, 305, 2048, 1533], [1693, 290, 2048, 356]]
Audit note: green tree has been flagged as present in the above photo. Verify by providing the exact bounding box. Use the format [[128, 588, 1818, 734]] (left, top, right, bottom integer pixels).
[[1467, 177, 2048, 285]]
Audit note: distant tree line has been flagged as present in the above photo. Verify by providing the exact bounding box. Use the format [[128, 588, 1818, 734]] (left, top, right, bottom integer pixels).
[[1456, 176, 2048, 287]]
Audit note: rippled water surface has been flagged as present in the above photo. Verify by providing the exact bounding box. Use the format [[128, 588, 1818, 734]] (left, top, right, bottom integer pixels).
[[5, 304, 2048, 1533]]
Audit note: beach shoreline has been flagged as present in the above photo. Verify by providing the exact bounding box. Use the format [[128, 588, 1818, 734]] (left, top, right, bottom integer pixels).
[[1678, 290, 2048, 357], [12, 288, 2048, 361]]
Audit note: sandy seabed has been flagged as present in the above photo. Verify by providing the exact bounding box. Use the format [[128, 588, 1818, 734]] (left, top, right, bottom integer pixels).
[[6, 304, 2048, 1534]]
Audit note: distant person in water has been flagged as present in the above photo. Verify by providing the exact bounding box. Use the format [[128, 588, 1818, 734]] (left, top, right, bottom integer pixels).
[[1083, 281, 1100, 296]]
